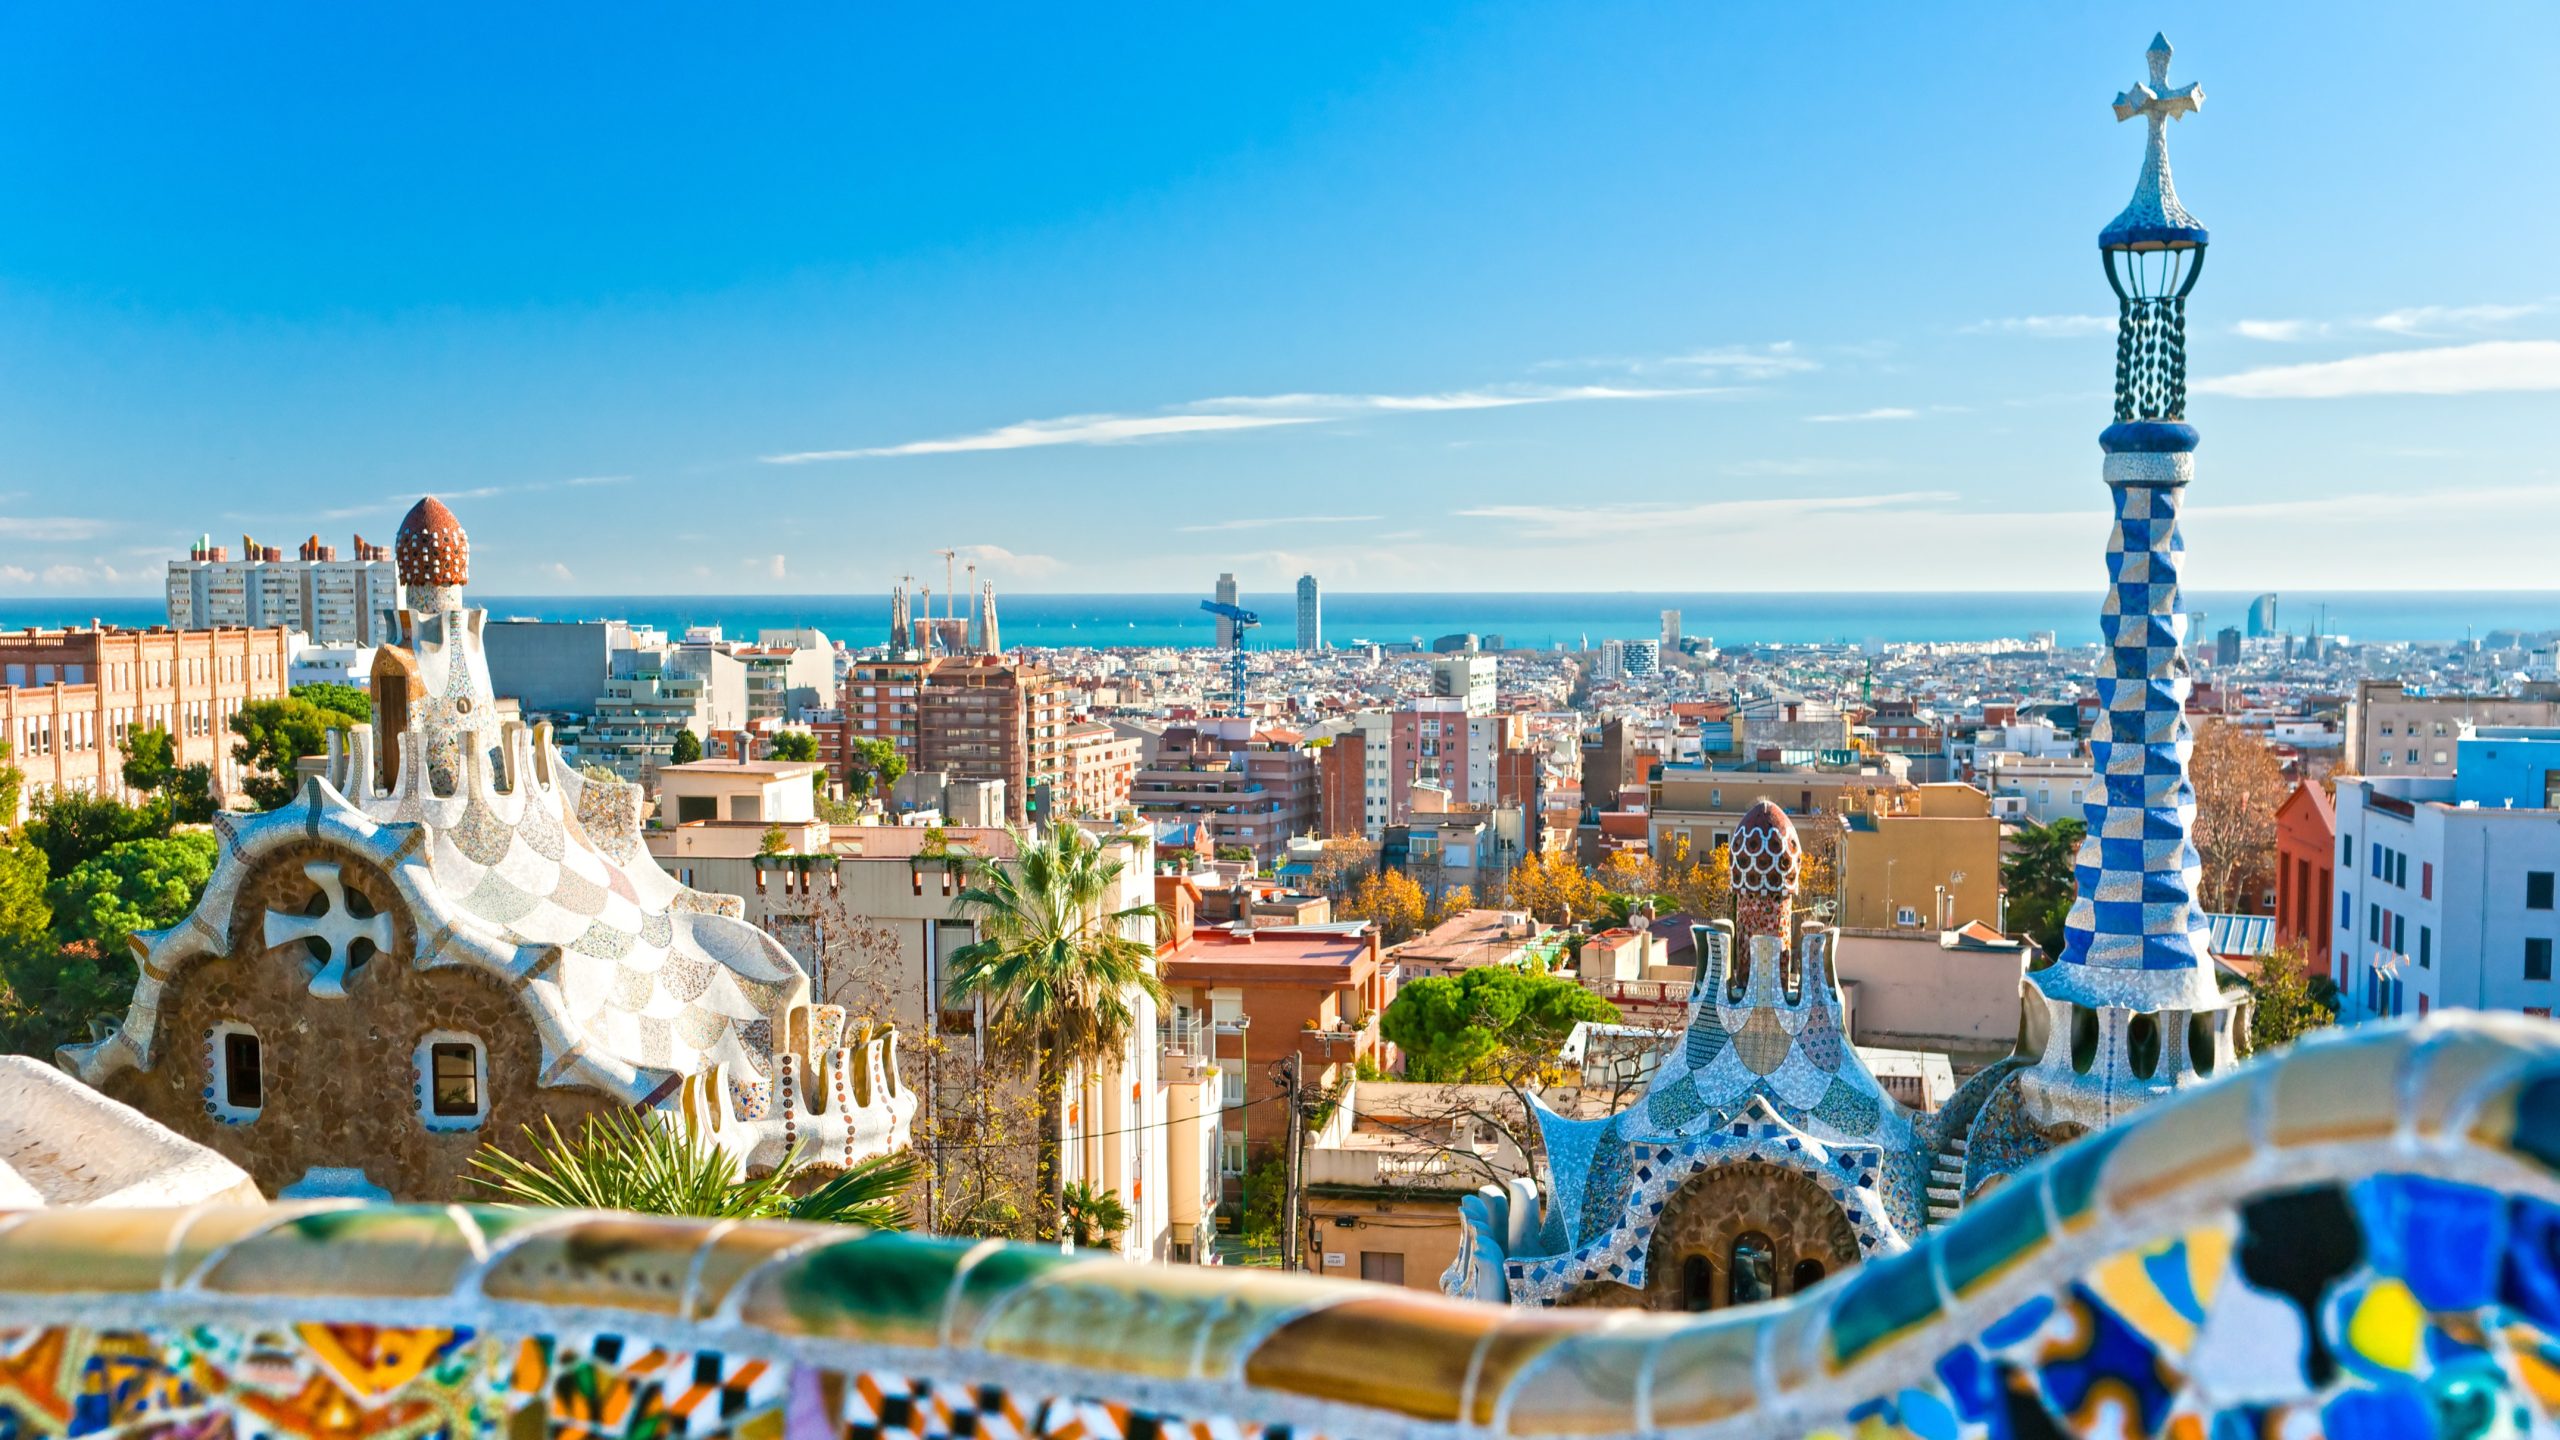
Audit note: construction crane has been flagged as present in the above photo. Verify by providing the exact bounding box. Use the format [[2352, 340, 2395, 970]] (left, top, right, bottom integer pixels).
[[1199, 597, 1260, 717]]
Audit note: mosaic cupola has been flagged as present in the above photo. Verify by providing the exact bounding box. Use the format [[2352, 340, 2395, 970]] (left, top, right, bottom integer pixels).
[[1730, 800, 1802, 950], [2014, 34, 2247, 1132]]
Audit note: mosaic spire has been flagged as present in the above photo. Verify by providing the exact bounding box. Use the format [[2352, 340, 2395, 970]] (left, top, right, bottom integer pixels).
[[2019, 36, 2241, 1129]]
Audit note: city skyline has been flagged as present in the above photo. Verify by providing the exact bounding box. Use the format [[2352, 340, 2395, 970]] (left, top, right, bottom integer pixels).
[[0, 4, 2556, 596]]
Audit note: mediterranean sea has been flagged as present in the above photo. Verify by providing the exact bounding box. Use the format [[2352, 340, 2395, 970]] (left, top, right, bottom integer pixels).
[[6, 592, 2559, 651]]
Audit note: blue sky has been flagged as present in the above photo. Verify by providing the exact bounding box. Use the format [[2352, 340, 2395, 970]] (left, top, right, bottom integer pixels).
[[0, 3, 2554, 596]]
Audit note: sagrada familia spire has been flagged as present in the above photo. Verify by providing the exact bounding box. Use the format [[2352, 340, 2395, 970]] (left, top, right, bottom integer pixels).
[[2014, 33, 2247, 1132]]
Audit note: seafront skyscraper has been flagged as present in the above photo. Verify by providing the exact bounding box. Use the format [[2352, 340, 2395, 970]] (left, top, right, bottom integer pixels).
[[1213, 572, 1240, 648], [1296, 574, 1322, 651]]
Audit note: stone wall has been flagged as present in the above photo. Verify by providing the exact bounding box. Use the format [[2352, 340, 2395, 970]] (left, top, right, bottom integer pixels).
[[100, 836, 622, 1200], [1634, 1159, 1860, 1310]]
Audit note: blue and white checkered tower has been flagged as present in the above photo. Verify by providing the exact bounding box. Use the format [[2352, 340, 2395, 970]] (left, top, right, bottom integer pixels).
[[2017, 35, 2247, 1130]]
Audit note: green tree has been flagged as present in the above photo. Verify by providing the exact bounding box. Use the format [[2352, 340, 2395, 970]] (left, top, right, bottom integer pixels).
[[769, 731, 820, 762], [946, 825, 1166, 1228], [758, 824, 788, 856], [1239, 1152, 1287, 1258], [291, 682, 373, 723], [1381, 966, 1619, 1083], [841, 737, 906, 797], [0, 742, 21, 832], [2248, 942, 2339, 1054], [118, 727, 218, 825], [24, 791, 165, 879], [669, 728, 704, 765], [1059, 1180, 1132, 1249], [2002, 818, 2086, 960], [470, 1111, 918, 1228], [48, 833, 219, 958], [0, 839, 47, 945], [231, 689, 368, 811]]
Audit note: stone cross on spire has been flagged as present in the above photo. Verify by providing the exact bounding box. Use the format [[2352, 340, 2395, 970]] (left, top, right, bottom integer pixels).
[[2113, 33, 2202, 127], [2102, 33, 2207, 250]]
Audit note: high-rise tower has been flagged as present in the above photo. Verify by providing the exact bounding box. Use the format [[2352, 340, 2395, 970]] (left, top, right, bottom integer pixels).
[[2017, 35, 2245, 1131], [1296, 574, 1321, 651], [1214, 573, 1240, 648]]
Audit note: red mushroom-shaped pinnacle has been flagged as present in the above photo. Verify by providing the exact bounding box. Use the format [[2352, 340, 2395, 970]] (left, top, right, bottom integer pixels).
[[395, 496, 469, 587]]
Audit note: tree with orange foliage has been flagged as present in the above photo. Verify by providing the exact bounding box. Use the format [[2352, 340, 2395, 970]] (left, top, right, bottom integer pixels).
[[1343, 867, 1428, 944], [2192, 720, 2289, 914]]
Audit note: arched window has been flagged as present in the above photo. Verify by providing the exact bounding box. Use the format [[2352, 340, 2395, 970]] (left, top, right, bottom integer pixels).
[[1680, 1255, 1715, 1312], [1730, 1232, 1776, 1306], [1791, 1258, 1828, 1293]]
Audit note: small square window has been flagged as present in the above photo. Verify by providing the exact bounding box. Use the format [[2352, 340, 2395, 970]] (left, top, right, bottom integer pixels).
[[431, 1043, 479, 1116], [416, 1034, 487, 1130], [2531, 873, 2555, 911], [223, 1032, 262, 1111]]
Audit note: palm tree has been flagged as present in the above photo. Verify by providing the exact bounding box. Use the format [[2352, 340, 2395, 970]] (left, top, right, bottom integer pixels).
[[945, 824, 1165, 1230], [468, 1111, 919, 1228], [1060, 1180, 1132, 1250]]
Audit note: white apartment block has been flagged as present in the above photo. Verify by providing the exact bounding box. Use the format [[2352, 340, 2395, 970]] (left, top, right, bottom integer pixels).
[[167, 534, 402, 645], [2332, 726, 2560, 1024]]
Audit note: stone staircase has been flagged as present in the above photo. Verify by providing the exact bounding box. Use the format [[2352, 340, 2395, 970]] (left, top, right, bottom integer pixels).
[[1926, 1134, 1969, 1224]]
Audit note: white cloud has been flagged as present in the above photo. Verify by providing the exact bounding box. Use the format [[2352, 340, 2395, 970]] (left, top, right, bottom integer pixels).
[[0, 565, 31, 585], [1197, 384, 1709, 414], [1962, 315, 2117, 338], [1806, 407, 1917, 423], [1461, 490, 1958, 541], [765, 377, 1716, 463], [1655, 343, 1820, 378], [2369, 303, 2539, 336], [2196, 340, 2560, 399], [1177, 515, 1383, 533], [545, 562, 574, 582], [2233, 319, 2324, 342], [764, 554, 786, 580], [953, 543, 1065, 579], [564, 474, 631, 487], [764, 413, 1315, 462], [0, 516, 112, 541]]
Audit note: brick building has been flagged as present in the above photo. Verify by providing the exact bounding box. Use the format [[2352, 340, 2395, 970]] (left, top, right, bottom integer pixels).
[[915, 655, 1065, 823], [1, 625, 294, 821], [2273, 779, 2336, 973]]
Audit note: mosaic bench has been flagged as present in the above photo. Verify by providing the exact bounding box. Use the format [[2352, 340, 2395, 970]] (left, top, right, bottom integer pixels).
[[5, 1013, 2560, 1440]]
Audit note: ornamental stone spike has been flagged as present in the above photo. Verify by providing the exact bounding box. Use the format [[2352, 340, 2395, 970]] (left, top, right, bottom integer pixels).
[[2102, 33, 2206, 252]]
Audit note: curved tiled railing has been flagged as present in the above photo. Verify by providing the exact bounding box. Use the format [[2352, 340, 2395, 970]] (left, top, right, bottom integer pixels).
[[7, 1014, 2560, 1439]]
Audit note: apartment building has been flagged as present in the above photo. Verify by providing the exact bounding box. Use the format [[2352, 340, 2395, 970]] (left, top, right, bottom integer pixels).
[[842, 653, 932, 766], [1430, 655, 1497, 717], [1, 625, 294, 819], [1128, 718, 1318, 862], [2347, 678, 2560, 779], [1059, 720, 1142, 819], [1154, 875, 1391, 1184], [1646, 756, 1906, 859], [916, 654, 1065, 824], [2274, 781, 2336, 972], [1834, 783, 2001, 932], [166, 534, 402, 645], [2332, 726, 2560, 1022]]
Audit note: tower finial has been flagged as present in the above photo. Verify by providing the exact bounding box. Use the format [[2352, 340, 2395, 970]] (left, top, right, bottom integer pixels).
[[2101, 32, 2206, 254]]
